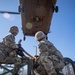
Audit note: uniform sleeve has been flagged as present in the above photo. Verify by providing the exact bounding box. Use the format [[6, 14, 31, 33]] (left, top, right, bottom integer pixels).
[[3, 34, 18, 49], [38, 41, 48, 53]]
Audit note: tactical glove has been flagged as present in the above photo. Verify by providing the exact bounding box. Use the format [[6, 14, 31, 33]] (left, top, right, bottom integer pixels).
[[33, 62, 40, 69]]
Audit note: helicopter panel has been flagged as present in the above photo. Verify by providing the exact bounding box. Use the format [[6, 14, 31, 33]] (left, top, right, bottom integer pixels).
[[19, 0, 57, 36]]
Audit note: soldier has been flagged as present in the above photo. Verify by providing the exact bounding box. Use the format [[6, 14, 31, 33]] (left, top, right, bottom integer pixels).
[[35, 31, 65, 75], [0, 26, 21, 75]]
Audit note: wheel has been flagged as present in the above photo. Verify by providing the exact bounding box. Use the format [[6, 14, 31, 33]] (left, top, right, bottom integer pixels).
[[23, 35, 26, 41], [55, 6, 58, 13], [64, 57, 75, 74], [52, 6, 58, 13], [18, 5, 24, 13]]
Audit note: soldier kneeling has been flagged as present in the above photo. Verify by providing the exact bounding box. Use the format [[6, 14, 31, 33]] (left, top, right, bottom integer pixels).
[[34, 31, 65, 75]]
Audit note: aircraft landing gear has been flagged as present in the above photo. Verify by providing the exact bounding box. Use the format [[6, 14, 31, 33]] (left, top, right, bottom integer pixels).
[[18, 4, 24, 12], [52, 6, 58, 13]]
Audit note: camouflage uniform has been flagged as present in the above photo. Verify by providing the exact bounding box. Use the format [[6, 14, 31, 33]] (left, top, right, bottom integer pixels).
[[35, 31, 65, 75], [0, 26, 21, 75]]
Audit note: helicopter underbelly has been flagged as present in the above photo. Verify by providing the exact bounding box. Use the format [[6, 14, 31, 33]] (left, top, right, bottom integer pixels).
[[19, 0, 57, 36]]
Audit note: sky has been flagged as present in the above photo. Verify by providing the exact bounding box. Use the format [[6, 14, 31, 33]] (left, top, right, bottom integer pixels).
[[0, 0, 75, 61]]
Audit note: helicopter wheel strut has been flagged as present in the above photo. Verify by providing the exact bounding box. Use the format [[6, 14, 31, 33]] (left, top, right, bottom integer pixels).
[[52, 6, 58, 13], [18, 5, 24, 13]]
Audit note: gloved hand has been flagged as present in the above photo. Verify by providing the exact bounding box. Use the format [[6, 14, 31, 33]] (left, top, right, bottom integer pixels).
[[33, 62, 40, 69]]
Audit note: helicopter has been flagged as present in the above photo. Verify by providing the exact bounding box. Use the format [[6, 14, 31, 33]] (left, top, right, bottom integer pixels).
[[18, 0, 58, 36], [0, 0, 58, 38]]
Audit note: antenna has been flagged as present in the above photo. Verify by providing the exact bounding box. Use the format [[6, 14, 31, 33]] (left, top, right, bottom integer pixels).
[[33, 46, 37, 56]]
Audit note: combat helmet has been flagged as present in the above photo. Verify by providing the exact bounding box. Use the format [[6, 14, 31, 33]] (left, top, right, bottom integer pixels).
[[35, 31, 46, 41], [9, 26, 19, 36]]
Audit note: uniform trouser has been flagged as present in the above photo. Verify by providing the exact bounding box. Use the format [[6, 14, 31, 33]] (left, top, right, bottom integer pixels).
[[5, 57, 21, 75], [39, 56, 57, 75]]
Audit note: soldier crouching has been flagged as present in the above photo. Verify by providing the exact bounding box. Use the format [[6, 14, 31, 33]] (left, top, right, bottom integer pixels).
[[34, 31, 65, 75], [0, 26, 21, 75]]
